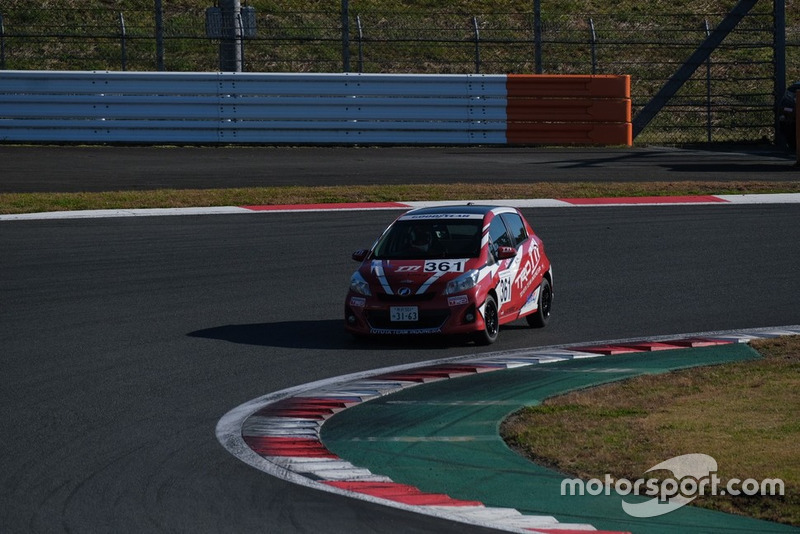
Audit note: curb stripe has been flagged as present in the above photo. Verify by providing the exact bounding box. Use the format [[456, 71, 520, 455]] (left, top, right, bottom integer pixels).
[[218, 325, 800, 534], [3, 193, 800, 221], [559, 195, 728, 205], [242, 201, 410, 211]]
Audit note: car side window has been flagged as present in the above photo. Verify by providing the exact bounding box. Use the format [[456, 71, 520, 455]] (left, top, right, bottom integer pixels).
[[501, 213, 528, 247], [488, 217, 513, 261]]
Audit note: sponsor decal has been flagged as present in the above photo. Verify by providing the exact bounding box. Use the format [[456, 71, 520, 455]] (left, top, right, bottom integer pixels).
[[400, 213, 482, 220], [349, 296, 366, 307], [515, 260, 534, 293], [395, 265, 422, 272], [370, 327, 442, 335], [497, 272, 513, 305], [424, 259, 467, 273], [448, 295, 469, 306], [519, 286, 540, 315]]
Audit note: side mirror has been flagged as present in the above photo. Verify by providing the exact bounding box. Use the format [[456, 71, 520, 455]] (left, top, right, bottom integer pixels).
[[352, 249, 370, 262], [496, 246, 517, 260]]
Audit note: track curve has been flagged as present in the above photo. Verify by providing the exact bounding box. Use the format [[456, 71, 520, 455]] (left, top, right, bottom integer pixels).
[[1, 147, 799, 533]]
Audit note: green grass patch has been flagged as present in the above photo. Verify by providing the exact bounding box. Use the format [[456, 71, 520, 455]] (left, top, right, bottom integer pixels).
[[2, 180, 800, 214], [501, 336, 800, 526]]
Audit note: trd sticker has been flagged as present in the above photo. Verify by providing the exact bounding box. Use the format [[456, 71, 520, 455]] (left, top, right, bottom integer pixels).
[[394, 265, 422, 272], [349, 296, 366, 307], [424, 259, 467, 273], [448, 295, 469, 306]]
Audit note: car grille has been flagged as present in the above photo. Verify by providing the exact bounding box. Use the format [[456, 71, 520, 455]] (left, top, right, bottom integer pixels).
[[365, 309, 450, 329], [376, 292, 436, 303]]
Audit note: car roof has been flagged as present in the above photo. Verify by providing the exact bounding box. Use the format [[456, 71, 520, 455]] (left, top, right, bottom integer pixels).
[[400, 204, 509, 218]]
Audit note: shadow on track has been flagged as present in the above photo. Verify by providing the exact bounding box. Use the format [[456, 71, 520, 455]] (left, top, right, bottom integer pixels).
[[188, 319, 471, 350]]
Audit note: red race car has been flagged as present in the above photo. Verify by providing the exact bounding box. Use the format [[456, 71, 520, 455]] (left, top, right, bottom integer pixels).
[[344, 204, 553, 344]]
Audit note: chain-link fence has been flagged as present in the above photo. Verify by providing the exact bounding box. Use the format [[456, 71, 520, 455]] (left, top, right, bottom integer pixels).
[[1, 3, 798, 145]]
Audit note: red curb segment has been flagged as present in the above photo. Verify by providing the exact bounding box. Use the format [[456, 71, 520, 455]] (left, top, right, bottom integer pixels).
[[323, 481, 484, 507], [568, 338, 733, 355], [559, 195, 728, 205], [243, 436, 338, 458], [242, 202, 410, 211]]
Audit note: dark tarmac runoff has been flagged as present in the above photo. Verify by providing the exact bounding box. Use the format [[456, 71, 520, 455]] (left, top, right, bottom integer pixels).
[[0, 144, 796, 194]]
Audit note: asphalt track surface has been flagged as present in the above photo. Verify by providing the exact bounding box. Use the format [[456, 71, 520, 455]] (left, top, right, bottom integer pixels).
[[1, 146, 799, 533], [0, 144, 797, 192]]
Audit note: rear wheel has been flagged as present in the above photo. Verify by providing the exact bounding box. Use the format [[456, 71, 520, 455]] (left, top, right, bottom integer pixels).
[[475, 294, 499, 345], [526, 278, 552, 328]]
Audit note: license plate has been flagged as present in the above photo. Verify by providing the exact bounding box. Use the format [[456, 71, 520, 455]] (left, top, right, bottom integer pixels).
[[390, 306, 418, 322]]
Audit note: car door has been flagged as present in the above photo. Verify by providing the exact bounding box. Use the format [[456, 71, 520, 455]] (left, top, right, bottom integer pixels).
[[499, 211, 542, 318], [486, 215, 520, 320]]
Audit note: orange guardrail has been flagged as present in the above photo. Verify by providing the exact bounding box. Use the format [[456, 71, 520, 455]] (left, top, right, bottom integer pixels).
[[505, 74, 632, 146]]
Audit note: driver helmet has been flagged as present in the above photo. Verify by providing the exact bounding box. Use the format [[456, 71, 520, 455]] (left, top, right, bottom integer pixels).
[[410, 227, 432, 251]]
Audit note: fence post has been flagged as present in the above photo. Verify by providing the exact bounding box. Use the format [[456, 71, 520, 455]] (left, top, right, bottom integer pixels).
[[154, 0, 164, 71], [774, 0, 787, 147], [533, 0, 542, 73], [589, 18, 597, 74], [219, 0, 243, 71], [119, 12, 127, 71], [356, 14, 363, 73], [0, 12, 6, 70], [341, 0, 350, 72], [472, 16, 480, 74], [704, 19, 712, 142]]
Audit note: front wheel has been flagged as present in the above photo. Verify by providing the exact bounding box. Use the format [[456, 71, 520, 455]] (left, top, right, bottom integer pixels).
[[474, 294, 499, 345], [526, 278, 552, 328]]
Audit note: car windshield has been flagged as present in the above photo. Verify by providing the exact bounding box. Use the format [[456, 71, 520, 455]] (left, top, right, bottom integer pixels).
[[372, 219, 483, 260]]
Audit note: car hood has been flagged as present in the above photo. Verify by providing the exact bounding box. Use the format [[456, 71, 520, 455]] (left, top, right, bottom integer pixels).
[[362, 258, 474, 295]]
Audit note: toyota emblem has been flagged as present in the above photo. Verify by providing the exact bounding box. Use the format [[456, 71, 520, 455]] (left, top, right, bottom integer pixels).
[[398, 287, 412, 296]]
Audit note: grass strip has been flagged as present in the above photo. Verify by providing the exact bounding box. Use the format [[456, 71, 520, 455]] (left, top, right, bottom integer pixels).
[[501, 336, 800, 526], [2, 181, 800, 214]]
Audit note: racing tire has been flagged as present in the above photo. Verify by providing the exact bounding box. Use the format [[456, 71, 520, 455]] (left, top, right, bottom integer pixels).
[[475, 294, 499, 345], [526, 278, 552, 328]]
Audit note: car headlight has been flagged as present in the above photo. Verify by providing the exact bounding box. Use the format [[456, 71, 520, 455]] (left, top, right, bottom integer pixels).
[[349, 271, 371, 296], [444, 269, 479, 295]]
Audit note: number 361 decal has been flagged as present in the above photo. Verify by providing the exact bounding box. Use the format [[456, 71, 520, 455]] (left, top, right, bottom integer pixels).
[[424, 260, 466, 273]]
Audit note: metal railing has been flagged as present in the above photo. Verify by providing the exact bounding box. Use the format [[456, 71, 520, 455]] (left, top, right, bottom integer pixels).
[[0, 4, 798, 145]]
